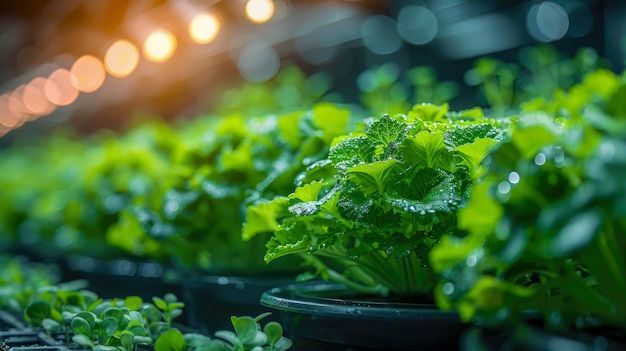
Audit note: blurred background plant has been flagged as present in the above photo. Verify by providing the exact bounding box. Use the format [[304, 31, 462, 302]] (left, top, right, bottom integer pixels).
[[431, 67, 626, 331]]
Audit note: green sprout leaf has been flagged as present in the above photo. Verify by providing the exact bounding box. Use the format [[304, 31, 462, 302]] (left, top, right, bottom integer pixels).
[[73, 334, 95, 349], [155, 329, 186, 351], [26, 300, 51, 325], [71, 316, 92, 335]]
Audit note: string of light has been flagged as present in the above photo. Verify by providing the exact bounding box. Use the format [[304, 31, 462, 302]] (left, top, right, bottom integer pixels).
[[0, 0, 276, 137]]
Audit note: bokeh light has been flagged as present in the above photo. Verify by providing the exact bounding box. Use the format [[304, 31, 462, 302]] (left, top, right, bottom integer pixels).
[[104, 40, 140, 77], [189, 12, 220, 44], [70, 55, 106, 93], [361, 15, 403, 55], [245, 0, 275, 24], [45, 69, 80, 106], [237, 41, 279, 82], [565, 1, 593, 38], [8, 85, 29, 124], [23, 77, 56, 116], [143, 29, 177, 63], [0, 94, 21, 128], [527, 1, 569, 42], [397, 5, 438, 45]]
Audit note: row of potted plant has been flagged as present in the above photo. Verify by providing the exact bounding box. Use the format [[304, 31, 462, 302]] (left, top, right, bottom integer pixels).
[[1, 45, 623, 349], [0, 255, 293, 351]]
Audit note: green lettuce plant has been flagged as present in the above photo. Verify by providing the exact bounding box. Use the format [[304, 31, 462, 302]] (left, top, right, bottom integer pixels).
[[431, 68, 626, 331], [243, 103, 507, 297], [107, 103, 356, 273]]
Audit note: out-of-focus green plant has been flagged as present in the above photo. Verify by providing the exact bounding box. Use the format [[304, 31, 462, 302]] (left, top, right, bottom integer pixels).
[[214, 66, 336, 118], [0, 255, 60, 316], [431, 68, 626, 331], [465, 45, 609, 116], [357, 63, 411, 117], [107, 103, 357, 273], [517, 45, 609, 100], [358, 63, 460, 118], [464, 57, 519, 115], [407, 66, 459, 105]]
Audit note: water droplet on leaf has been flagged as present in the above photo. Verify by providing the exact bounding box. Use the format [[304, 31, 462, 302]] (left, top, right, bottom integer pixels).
[[442, 282, 455, 295], [534, 152, 547, 166]]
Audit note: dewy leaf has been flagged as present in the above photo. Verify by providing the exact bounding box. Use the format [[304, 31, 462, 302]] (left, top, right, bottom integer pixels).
[[386, 168, 464, 214], [453, 138, 499, 171], [288, 201, 320, 217], [401, 131, 447, 169], [329, 136, 376, 173], [290, 180, 326, 202], [443, 123, 503, 149], [347, 159, 399, 195], [265, 225, 313, 262], [365, 114, 408, 148]]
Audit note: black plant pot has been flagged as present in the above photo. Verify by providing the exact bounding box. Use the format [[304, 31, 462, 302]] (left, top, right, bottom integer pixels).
[[461, 324, 626, 351], [64, 256, 181, 301], [180, 271, 297, 334], [261, 281, 469, 351], [0, 311, 24, 331]]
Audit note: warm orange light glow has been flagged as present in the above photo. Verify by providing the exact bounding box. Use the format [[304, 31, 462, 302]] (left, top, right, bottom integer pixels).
[[245, 0, 275, 23], [8, 86, 29, 123], [23, 78, 56, 116], [70, 55, 106, 93], [0, 94, 21, 128], [143, 29, 177, 63], [45, 69, 80, 106], [105, 40, 140, 77], [189, 13, 220, 44]]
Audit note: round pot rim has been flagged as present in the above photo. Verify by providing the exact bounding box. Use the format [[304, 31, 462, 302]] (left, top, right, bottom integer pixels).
[[261, 280, 459, 320]]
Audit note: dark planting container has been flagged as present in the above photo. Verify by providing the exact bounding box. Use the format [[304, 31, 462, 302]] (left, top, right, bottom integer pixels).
[[179, 271, 297, 334], [0, 311, 24, 330], [461, 324, 626, 351], [261, 281, 469, 351], [64, 256, 181, 300]]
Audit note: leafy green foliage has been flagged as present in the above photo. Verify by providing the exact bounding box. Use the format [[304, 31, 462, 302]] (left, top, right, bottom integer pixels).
[[155, 313, 292, 351], [244, 104, 507, 296], [431, 69, 626, 331], [130, 102, 357, 272], [358, 63, 459, 117], [0, 256, 60, 317], [26, 289, 186, 351]]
